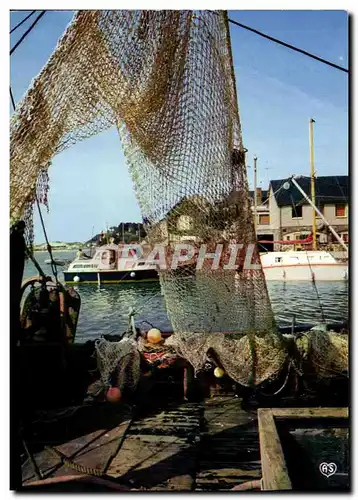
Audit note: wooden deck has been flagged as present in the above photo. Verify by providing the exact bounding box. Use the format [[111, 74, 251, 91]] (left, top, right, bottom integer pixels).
[[195, 396, 261, 491], [22, 396, 261, 491], [21, 398, 349, 492]]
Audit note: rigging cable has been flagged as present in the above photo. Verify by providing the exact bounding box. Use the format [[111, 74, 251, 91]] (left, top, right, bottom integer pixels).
[[10, 10, 46, 56], [10, 10, 36, 34], [10, 86, 16, 110], [289, 193, 326, 324], [9, 9, 44, 114], [226, 15, 349, 74], [35, 195, 60, 285], [9, 10, 348, 75]]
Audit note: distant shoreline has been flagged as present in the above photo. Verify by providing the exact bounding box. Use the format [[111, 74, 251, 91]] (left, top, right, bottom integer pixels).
[[33, 249, 78, 253]]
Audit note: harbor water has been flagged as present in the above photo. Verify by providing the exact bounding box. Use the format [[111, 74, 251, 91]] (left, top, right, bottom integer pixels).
[[24, 251, 349, 343]]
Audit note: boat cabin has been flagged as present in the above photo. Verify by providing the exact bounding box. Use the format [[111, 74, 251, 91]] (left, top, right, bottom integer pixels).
[[69, 245, 156, 272]]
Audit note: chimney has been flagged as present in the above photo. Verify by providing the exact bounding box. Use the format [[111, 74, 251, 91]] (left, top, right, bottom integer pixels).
[[256, 187, 262, 206]]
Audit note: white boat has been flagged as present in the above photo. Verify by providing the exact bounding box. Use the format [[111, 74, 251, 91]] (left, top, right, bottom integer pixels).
[[63, 244, 159, 284], [260, 250, 348, 281]]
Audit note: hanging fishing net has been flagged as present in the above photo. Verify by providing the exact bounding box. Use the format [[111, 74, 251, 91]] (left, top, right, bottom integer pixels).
[[10, 10, 287, 386]]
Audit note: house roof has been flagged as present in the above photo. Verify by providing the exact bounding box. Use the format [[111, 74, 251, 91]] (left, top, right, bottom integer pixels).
[[270, 176, 348, 207]]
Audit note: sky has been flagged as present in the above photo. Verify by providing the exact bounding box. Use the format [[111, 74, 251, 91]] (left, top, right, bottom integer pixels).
[[9, 10, 349, 243]]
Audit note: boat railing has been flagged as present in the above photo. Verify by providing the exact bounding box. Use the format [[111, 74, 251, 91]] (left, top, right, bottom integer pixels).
[[329, 250, 348, 262]]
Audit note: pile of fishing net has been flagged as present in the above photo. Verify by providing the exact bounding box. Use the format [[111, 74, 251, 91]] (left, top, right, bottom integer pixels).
[[95, 337, 141, 393], [165, 327, 348, 388], [165, 331, 287, 387], [295, 327, 348, 380], [137, 335, 179, 369]]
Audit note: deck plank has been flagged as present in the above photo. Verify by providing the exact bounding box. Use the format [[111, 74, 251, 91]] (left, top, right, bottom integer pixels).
[[107, 403, 202, 490], [22, 409, 132, 483], [196, 397, 261, 491], [258, 408, 292, 491]]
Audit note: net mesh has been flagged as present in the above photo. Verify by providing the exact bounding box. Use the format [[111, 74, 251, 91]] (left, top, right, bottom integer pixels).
[[295, 329, 348, 380], [11, 10, 285, 386], [95, 338, 141, 392]]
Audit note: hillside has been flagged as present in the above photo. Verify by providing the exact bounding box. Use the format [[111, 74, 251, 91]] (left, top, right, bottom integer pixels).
[[86, 223, 147, 245]]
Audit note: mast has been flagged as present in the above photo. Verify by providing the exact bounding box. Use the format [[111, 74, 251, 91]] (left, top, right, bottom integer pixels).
[[253, 155, 258, 232], [309, 118, 317, 250]]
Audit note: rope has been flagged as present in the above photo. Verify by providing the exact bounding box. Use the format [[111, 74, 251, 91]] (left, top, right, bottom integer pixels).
[[259, 178, 291, 207], [22, 438, 43, 480], [35, 196, 59, 285], [226, 15, 349, 73], [44, 404, 139, 478], [10, 87, 16, 111], [257, 360, 292, 397], [10, 10, 36, 34], [45, 446, 104, 477], [129, 287, 162, 320], [24, 244, 47, 278], [10, 10, 46, 56]]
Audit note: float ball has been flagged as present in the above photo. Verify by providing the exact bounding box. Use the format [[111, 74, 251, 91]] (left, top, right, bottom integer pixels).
[[74, 276, 80, 283], [106, 387, 122, 403], [147, 328, 162, 344], [214, 367, 225, 378]]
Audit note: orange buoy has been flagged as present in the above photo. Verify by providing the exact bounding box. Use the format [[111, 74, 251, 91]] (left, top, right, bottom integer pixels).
[[147, 328, 162, 344], [106, 386, 122, 403]]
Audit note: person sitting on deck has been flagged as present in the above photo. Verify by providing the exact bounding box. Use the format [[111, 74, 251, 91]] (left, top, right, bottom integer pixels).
[[109, 250, 116, 269], [76, 248, 90, 260]]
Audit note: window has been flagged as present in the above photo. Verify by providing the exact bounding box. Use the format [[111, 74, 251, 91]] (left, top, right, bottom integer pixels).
[[335, 204, 347, 217], [286, 236, 290, 241], [275, 257, 282, 263], [341, 233, 349, 243], [319, 233, 328, 243], [316, 204, 324, 218], [259, 214, 270, 225], [291, 205, 302, 218], [299, 233, 309, 240]]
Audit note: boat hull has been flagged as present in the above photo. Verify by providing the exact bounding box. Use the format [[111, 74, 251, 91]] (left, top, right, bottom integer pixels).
[[63, 269, 159, 284], [262, 263, 348, 281]]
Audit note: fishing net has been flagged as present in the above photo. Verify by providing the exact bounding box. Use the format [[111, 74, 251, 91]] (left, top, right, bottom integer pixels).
[[95, 338, 141, 392], [166, 332, 286, 387], [10, 10, 282, 386], [295, 329, 348, 380]]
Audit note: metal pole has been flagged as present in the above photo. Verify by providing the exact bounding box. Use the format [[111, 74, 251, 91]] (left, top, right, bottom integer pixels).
[[309, 119, 317, 249], [253, 155, 258, 232], [290, 177, 348, 251], [122, 223, 124, 243]]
